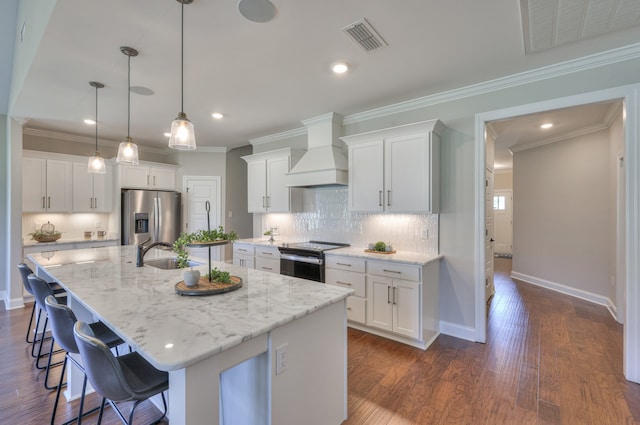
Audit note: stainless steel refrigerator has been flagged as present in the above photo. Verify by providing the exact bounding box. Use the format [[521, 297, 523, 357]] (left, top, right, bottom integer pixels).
[[121, 190, 182, 246]]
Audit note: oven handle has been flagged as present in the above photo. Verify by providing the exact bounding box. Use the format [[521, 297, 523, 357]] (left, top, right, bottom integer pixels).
[[280, 254, 323, 265]]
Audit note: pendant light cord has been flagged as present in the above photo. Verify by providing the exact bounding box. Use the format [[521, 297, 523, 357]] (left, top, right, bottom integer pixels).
[[127, 53, 131, 138], [180, 0, 185, 114], [95, 85, 99, 151]]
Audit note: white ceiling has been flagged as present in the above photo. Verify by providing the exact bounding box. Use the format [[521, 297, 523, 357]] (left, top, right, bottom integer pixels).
[[8, 0, 640, 152], [489, 100, 621, 170]]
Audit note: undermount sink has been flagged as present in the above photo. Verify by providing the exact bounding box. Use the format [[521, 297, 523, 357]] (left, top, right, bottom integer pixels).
[[144, 258, 203, 270]]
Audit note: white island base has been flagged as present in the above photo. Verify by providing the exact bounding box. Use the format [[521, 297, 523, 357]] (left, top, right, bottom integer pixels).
[[169, 301, 347, 425]]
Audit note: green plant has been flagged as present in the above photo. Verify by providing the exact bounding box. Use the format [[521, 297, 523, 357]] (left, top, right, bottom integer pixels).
[[207, 267, 232, 284], [173, 226, 238, 268], [373, 241, 386, 252]]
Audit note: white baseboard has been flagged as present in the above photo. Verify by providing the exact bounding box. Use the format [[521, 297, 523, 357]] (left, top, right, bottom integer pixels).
[[511, 271, 616, 318], [439, 321, 476, 342], [4, 296, 26, 310]]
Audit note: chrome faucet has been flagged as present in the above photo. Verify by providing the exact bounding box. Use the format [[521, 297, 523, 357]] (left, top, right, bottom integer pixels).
[[136, 237, 174, 267]]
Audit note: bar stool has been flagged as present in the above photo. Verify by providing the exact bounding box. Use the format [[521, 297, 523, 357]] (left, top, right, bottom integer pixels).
[[45, 295, 124, 425], [73, 321, 168, 425], [27, 274, 68, 389], [18, 263, 65, 346]]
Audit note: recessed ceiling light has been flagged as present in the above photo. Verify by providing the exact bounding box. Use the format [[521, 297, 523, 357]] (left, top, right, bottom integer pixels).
[[332, 62, 349, 74], [212, 112, 224, 120], [84, 119, 96, 125], [540, 123, 553, 129], [164, 132, 171, 137]]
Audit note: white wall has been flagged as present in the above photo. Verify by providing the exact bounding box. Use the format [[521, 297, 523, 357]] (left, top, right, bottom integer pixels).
[[495, 170, 513, 190], [512, 129, 612, 298], [609, 109, 625, 318], [1, 115, 7, 300]]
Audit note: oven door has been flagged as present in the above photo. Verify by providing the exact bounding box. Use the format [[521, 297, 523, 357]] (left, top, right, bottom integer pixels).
[[280, 254, 324, 282]]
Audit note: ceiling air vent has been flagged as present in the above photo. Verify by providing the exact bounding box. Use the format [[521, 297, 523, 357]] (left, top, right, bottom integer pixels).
[[342, 18, 387, 52]]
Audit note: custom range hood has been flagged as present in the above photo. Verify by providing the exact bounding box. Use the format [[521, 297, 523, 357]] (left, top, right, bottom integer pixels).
[[286, 112, 348, 187]]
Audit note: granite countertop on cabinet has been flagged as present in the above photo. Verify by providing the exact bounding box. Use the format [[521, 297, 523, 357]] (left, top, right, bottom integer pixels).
[[326, 246, 442, 266], [233, 237, 305, 248], [23, 236, 120, 247], [27, 245, 353, 371]]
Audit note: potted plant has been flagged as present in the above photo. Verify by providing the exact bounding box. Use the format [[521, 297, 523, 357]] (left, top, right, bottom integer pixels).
[[173, 226, 238, 269]]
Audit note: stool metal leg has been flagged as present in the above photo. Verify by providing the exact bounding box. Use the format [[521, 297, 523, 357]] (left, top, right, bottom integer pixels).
[[25, 303, 36, 343]]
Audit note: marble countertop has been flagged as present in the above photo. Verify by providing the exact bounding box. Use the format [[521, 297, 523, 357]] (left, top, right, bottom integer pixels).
[[23, 236, 120, 247], [27, 245, 353, 371], [233, 237, 303, 248], [326, 246, 442, 266]]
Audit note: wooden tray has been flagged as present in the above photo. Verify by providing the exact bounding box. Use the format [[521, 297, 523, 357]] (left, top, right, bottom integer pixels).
[[175, 275, 242, 296], [364, 249, 397, 255]]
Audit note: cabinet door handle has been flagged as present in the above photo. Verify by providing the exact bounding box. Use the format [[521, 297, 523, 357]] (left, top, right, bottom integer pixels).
[[336, 262, 351, 267], [387, 190, 391, 206], [48, 197, 51, 209], [393, 286, 397, 305], [238, 249, 248, 252], [262, 196, 266, 208], [266, 196, 270, 208], [261, 252, 273, 256], [90, 198, 93, 209], [94, 198, 97, 209], [261, 266, 272, 271], [387, 286, 392, 304], [153, 176, 156, 186], [383, 269, 402, 274], [379, 190, 383, 207], [147, 175, 150, 185], [42, 196, 46, 209], [336, 281, 352, 286]]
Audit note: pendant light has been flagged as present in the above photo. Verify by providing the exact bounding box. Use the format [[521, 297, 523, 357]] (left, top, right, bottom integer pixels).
[[87, 81, 107, 174], [117, 46, 140, 164], [168, 0, 196, 150]]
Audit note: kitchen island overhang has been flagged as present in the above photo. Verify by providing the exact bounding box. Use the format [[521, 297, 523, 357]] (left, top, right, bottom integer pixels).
[[28, 245, 353, 425]]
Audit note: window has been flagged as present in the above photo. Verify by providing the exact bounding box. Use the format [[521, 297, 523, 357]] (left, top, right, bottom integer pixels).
[[493, 195, 506, 211]]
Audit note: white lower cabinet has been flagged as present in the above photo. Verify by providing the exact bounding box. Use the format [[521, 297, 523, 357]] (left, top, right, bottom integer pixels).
[[326, 253, 439, 350], [367, 275, 420, 339], [255, 246, 280, 274], [233, 243, 280, 274]]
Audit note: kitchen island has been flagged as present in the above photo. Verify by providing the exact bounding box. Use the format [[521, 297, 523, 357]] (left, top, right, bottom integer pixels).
[[28, 245, 353, 425]]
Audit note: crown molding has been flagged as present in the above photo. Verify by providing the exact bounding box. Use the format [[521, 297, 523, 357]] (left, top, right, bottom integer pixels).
[[249, 127, 306, 146], [342, 42, 640, 125], [509, 122, 609, 154], [603, 101, 623, 127], [180, 146, 228, 153]]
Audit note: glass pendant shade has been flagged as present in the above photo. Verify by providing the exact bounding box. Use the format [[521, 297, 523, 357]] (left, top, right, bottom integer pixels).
[[88, 152, 107, 174], [169, 112, 196, 150], [117, 137, 139, 165]]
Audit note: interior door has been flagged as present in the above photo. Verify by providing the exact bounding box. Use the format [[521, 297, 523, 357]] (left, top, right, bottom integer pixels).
[[485, 169, 495, 302], [493, 190, 513, 255], [184, 176, 221, 261]]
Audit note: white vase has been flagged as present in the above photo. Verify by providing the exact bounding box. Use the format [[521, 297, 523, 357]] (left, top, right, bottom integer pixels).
[[183, 269, 200, 287]]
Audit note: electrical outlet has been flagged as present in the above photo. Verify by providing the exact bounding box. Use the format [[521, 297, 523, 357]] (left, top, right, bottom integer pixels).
[[276, 343, 288, 375], [95, 221, 101, 228], [228, 210, 233, 218], [422, 227, 429, 240]]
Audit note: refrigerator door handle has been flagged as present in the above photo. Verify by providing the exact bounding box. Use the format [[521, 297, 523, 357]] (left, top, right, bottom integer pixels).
[[156, 196, 162, 241]]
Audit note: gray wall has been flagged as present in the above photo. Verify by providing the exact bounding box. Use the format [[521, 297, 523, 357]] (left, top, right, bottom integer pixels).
[[495, 171, 513, 190], [224, 145, 253, 259], [512, 129, 612, 297]]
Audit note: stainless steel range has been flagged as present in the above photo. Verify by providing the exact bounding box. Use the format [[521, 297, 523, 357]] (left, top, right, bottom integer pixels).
[[278, 241, 349, 282]]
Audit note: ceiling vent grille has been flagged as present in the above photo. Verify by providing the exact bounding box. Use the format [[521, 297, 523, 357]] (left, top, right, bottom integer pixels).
[[342, 18, 387, 52]]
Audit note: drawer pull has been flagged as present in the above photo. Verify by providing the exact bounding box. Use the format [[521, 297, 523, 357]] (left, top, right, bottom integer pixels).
[[238, 249, 247, 252], [261, 267, 272, 271], [336, 281, 352, 286], [260, 252, 273, 255], [383, 269, 402, 274], [336, 262, 351, 267]]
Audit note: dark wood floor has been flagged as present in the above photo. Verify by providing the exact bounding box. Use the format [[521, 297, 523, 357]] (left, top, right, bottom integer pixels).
[[343, 258, 640, 425], [2, 258, 639, 424]]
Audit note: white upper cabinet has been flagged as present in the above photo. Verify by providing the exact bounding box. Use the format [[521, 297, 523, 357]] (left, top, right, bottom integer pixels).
[[72, 162, 113, 212], [23, 157, 73, 213], [342, 119, 444, 213], [120, 163, 178, 190], [242, 148, 302, 213]]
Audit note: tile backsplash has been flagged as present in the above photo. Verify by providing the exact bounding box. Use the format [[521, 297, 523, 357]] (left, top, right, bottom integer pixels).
[[258, 187, 438, 255], [22, 213, 112, 241]]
